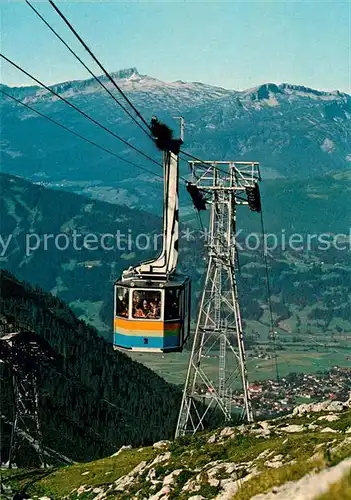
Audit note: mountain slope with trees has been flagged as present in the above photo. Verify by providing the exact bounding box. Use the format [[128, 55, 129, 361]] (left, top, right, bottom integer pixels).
[[0, 270, 182, 465], [1, 172, 351, 341]]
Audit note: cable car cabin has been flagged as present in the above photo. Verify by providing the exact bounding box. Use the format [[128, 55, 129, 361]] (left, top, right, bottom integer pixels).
[[113, 276, 191, 352]]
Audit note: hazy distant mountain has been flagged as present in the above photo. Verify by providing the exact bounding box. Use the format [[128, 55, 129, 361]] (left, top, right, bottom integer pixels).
[[1, 69, 350, 212]]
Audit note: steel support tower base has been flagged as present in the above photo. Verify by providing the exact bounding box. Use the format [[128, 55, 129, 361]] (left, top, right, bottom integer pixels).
[[7, 370, 46, 468]]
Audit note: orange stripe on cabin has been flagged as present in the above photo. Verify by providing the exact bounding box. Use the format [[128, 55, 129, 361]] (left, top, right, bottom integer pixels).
[[114, 317, 181, 332], [115, 318, 162, 331]]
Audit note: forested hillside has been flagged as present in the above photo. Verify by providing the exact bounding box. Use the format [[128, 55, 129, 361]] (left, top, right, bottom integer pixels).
[[0, 172, 161, 335], [0, 270, 181, 465]]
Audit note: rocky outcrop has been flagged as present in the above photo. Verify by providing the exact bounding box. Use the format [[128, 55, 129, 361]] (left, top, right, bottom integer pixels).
[[292, 398, 351, 416], [250, 457, 351, 500]]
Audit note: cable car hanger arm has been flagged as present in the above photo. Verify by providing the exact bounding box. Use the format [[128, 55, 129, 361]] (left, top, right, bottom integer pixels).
[[123, 118, 183, 279]]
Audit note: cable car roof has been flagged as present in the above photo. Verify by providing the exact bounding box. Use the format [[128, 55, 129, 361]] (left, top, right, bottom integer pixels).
[[115, 273, 190, 288]]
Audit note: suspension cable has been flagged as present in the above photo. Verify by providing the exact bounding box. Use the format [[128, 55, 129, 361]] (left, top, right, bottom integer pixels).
[[27, 0, 244, 186], [260, 209, 280, 381], [0, 53, 163, 170], [0, 89, 163, 180], [23, 3, 232, 186], [49, 0, 153, 135], [180, 150, 235, 177]]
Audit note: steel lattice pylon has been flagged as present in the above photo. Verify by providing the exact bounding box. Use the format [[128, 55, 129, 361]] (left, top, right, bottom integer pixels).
[[0, 317, 60, 468], [7, 369, 45, 468], [176, 161, 261, 437]]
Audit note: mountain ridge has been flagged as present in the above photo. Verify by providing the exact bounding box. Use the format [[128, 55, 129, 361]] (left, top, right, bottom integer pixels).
[[2, 68, 348, 97], [1, 66, 350, 190]]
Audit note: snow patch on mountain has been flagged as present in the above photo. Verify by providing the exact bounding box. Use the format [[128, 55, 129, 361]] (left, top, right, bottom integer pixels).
[[1, 68, 350, 184], [2, 69, 349, 116]]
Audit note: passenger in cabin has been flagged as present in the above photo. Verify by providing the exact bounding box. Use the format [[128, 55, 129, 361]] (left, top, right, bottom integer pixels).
[[147, 301, 160, 319], [133, 297, 150, 318], [132, 292, 142, 317], [132, 291, 161, 319], [142, 299, 150, 316], [134, 300, 146, 318], [154, 300, 161, 319], [133, 292, 140, 308], [119, 299, 128, 317], [117, 288, 129, 317]]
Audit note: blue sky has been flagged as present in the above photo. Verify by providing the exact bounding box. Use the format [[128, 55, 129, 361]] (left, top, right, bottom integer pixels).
[[1, 1, 350, 93]]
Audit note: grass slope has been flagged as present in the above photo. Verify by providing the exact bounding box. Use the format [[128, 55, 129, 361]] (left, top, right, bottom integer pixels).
[[2, 405, 351, 499]]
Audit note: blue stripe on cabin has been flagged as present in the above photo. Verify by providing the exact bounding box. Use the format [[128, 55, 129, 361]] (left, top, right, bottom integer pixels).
[[114, 333, 180, 350]]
